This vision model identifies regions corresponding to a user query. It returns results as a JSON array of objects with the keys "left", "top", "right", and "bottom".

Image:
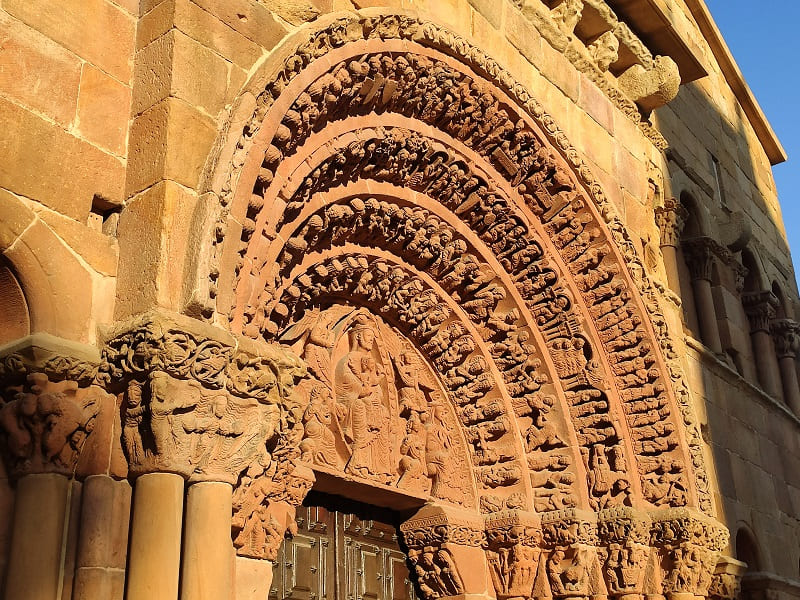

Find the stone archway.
[{"left": 165, "top": 11, "right": 739, "bottom": 600}]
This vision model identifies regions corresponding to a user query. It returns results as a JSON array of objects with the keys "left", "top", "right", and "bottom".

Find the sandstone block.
[
  {"left": 189, "top": 0, "right": 287, "bottom": 50},
  {"left": 235, "top": 556, "right": 273, "bottom": 600},
  {"left": 37, "top": 208, "right": 119, "bottom": 277},
  {"left": 174, "top": 0, "right": 262, "bottom": 69},
  {"left": 126, "top": 97, "right": 216, "bottom": 195},
  {"left": 132, "top": 33, "right": 173, "bottom": 116},
  {"left": 4, "top": 0, "right": 135, "bottom": 83},
  {"left": 0, "top": 190, "right": 35, "bottom": 251},
  {"left": 0, "top": 13, "right": 82, "bottom": 125},
  {"left": 0, "top": 97, "right": 125, "bottom": 221},
  {"left": 116, "top": 180, "right": 199, "bottom": 317},
  {"left": 77, "top": 64, "right": 132, "bottom": 156},
  {"left": 170, "top": 29, "right": 233, "bottom": 117},
  {"left": 578, "top": 74, "right": 613, "bottom": 134}
]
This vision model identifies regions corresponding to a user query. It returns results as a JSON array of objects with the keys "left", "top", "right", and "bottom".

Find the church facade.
[{"left": 0, "top": 1, "right": 798, "bottom": 599}]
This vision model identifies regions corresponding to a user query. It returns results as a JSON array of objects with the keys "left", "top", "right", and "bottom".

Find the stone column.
[
  {"left": 655, "top": 198, "right": 688, "bottom": 293},
  {"left": 682, "top": 238, "right": 723, "bottom": 354},
  {"left": 0, "top": 368, "right": 104, "bottom": 600},
  {"left": 3, "top": 473, "right": 70, "bottom": 600},
  {"left": 181, "top": 482, "right": 234, "bottom": 600},
  {"left": 126, "top": 473, "right": 185, "bottom": 600},
  {"left": 770, "top": 318, "right": 800, "bottom": 415},
  {"left": 73, "top": 475, "right": 132, "bottom": 600},
  {"left": 742, "top": 292, "right": 782, "bottom": 399}
]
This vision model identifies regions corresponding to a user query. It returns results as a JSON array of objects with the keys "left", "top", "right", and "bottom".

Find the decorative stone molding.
[
  {"left": 770, "top": 318, "right": 800, "bottom": 359},
  {"left": 742, "top": 292, "right": 779, "bottom": 334},
  {"left": 0, "top": 334, "right": 110, "bottom": 479},
  {"left": 655, "top": 199, "right": 688, "bottom": 248}
]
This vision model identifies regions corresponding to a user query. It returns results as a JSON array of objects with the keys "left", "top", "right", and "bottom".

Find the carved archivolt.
[{"left": 196, "top": 12, "right": 708, "bottom": 517}]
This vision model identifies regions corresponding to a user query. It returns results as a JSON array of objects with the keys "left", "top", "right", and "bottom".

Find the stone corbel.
[
  {"left": 401, "top": 503, "right": 488, "bottom": 600},
  {"left": 0, "top": 333, "right": 113, "bottom": 479},
  {"left": 618, "top": 56, "right": 681, "bottom": 113}
]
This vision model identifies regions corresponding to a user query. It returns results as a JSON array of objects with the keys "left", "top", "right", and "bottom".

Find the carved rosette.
[
  {"left": 742, "top": 292, "right": 779, "bottom": 334},
  {"left": 0, "top": 337, "right": 110, "bottom": 479},
  {"left": 770, "top": 318, "right": 800, "bottom": 359},
  {"left": 401, "top": 504, "right": 485, "bottom": 599},
  {"left": 654, "top": 199, "right": 688, "bottom": 248}
]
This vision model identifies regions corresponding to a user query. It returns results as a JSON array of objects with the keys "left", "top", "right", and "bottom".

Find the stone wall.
[{"left": 0, "top": 0, "right": 798, "bottom": 598}]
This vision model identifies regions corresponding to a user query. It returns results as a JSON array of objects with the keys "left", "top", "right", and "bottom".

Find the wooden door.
[{"left": 271, "top": 493, "right": 417, "bottom": 600}]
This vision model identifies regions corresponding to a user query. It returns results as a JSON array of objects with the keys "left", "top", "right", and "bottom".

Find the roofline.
[{"left": 683, "top": 0, "right": 787, "bottom": 165}]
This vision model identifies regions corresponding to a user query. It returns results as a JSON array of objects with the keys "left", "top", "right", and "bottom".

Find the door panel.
[{"left": 272, "top": 494, "right": 417, "bottom": 600}]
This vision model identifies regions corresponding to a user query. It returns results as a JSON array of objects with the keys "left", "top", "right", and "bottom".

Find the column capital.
[
  {"left": 770, "top": 318, "right": 800, "bottom": 359},
  {"left": 0, "top": 334, "right": 109, "bottom": 479},
  {"left": 655, "top": 198, "right": 688, "bottom": 248},
  {"left": 681, "top": 236, "right": 728, "bottom": 282},
  {"left": 708, "top": 556, "right": 747, "bottom": 600},
  {"left": 742, "top": 291, "right": 779, "bottom": 333},
  {"left": 101, "top": 311, "right": 308, "bottom": 484}
]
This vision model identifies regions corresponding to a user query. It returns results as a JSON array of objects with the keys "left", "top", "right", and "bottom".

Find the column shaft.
[
  {"left": 778, "top": 356, "right": 800, "bottom": 415},
  {"left": 661, "top": 244, "right": 681, "bottom": 293},
  {"left": 751, "top": 329, "right": 782, "bottom": 399},
  {"left": 126, "top": 473, "right": 184, "bottom": 600},
  {"left": 181, "top": 481, "right": 234, "bottom": 600},
  {"left": 73, "top": 475, "right": 132, "bottom": 600},
  {"left": 3, "top": 473, "right": 70, "bottom": 600},
  {"left": 691, "top": 278, "right": 722, "bottom": 354}
]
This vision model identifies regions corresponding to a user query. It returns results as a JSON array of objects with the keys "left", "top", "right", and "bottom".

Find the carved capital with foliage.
[
  {"left": 770, "top": 318, "right": 800, "bottom": 359},
  {"left": 742, "top": 292, "right": 779, "bottom": 334},
  {"left": 0, "top": 335, "right": 110, "bottom": 479},
  {"left": 681, "top": 237, "right": 728, "bottom": 282}
]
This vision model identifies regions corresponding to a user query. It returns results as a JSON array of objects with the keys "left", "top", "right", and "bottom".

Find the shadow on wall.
[{"left": 655, "top": 78, "right": 800, "bottom": 579}]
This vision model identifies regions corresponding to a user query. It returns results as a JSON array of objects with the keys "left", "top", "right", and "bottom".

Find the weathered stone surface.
[
  {"left": 0, "top": 98, "right": 125, "bottom": 220},
  {"left": 3, "top": 0, "right": 135, "bottom": 82},
  {"left": 0, "top": 12, "right": 82, "bottom": 126},
  {"left": 77, "top": 64, "right": 132, "bottom": 156}
]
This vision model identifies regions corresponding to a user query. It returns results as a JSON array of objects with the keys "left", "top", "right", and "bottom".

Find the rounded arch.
[
  {"left": 735, "top": 525, "right": 762, "bottom": 570},
  {"left": 741, "top": 247, "right": 769, "bottom": 293},
  {"left": 679, "top": 190, "right": 710, "bottom": 238},
  {"left": 0, "top": 256, "right": 30, "bottom": 345},
  {"left": 0, "top": 194, "right": 96, "bottom": 343},
  {"left": 772, "top": 280, "right": 791, "bottom": 319},
  {"left": 182, "top": 11, "right": 718, "bottom": 524}
]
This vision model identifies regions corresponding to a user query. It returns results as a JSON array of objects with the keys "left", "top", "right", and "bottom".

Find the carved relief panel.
[{"left": 280, "top": 306, "right": 473, "bottom": 506}]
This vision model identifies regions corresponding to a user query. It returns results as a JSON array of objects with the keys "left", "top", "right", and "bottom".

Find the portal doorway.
[{"left": 271, "top": 492, "right": 419, "bottom": 600}]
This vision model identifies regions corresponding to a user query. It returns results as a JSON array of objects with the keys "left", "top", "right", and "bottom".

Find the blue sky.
[{"left": 704, "top": 1, "right": 799, "bottom": 284}]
